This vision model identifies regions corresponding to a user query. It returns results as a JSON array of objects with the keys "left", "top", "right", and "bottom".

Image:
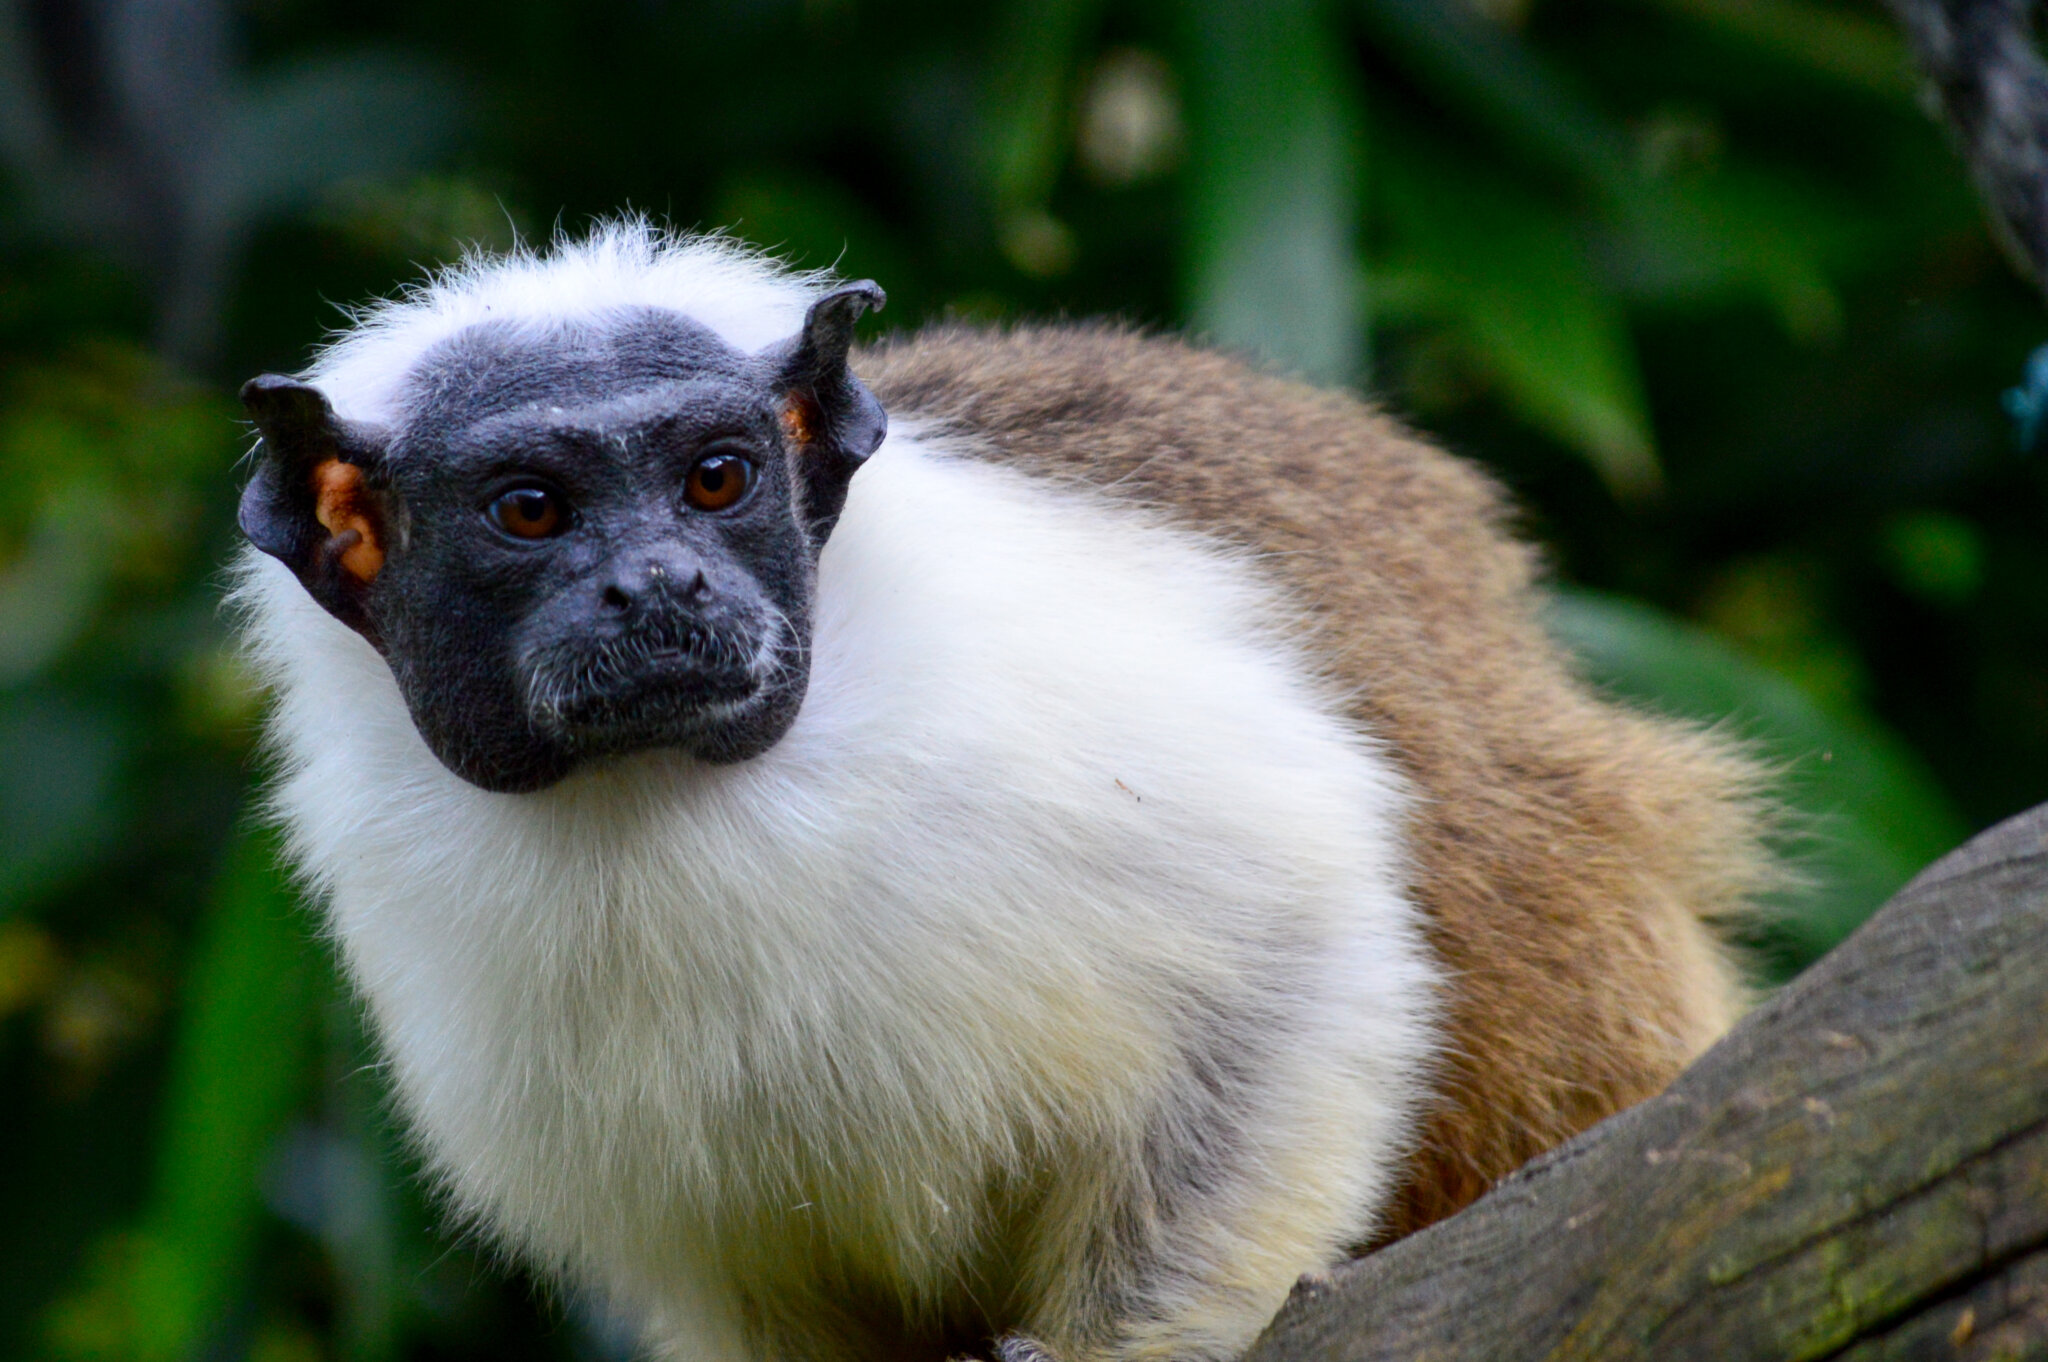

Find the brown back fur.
[{"left": 854, "top": 324, "right": 1771, "bottom": 1240}]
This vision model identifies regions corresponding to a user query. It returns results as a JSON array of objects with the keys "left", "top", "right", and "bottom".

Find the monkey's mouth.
[{"left": 519, "top": 616, "right": 771, "bottom": 751}]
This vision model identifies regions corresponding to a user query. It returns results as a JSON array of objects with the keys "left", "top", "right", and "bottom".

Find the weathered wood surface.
[{"left": 1244, "top": 804, "right": 2048, "bottom": 1361}]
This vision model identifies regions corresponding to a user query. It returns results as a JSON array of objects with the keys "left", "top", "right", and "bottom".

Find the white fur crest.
[{"left": 304, "top": 219, "right": 828, "bottom": 428}]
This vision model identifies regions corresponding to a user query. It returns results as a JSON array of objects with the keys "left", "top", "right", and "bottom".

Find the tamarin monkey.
[{"left": 232, "top": 224, "right": 1768, "bottom": 1362}]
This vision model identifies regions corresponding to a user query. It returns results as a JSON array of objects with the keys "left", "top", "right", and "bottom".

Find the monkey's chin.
[{"left": 527, "top": 666, "right": 806, "bottom": 774}]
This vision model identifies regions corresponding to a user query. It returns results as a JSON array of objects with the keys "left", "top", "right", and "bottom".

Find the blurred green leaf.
[
  {"left": 1355, "top": 0, "right": 1633, "bottom": 193},
  {"left": 311, "top": 177, "right": 522, "bottom": 269},
  {"left": 713, "top": 169, "right": 921, "bottom": 311},
  {"left": 46, "top": 825, "right": 319, "bottom": 1362},
  {"left": 1353, "top": 0, "right": 1883, "bottom": 363},
  {"left": 975, "top": 0, "right": 1106, "bottom": 277},
  {"left": 0, "top": 348, "right": 231, "bottom": 681},
  {"left": 1181, "top": 0, "right": 1363, "bottom": 383},
  {"left": 0, "top": 486, "right": 111, "bottom": 684},
  {"left": 982, "top": 0, "right": 1102, "bottom": 212},
  {"left": 1881, "top": 510, "right": 1986, "bottom": 607},
  {"left": 0, "top": 694, "right": 128, "bottom": 915},
  {"left": 1548, "top": 589, "right": 1970, "bottom": 972},
  {"left": 1640, "top": 0, "right": 1915, "bottom": 98},
  {"left": 1354, "top": 0, "right": 1873, "bottom": 342},
  {"left": 1376, "top": 131, "right": 1660, "bottom": 496},
  {"left": 1601, "top": 166, "right": 1874, "bottom": 340}
]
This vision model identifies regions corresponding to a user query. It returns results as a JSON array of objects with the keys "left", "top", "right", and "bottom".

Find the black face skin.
[{"left": 238, "top": 284, "right": 887, "bottom": 792}]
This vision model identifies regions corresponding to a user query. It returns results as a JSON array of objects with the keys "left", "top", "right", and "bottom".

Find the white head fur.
[{"left": 305, "top": 220, "right": 831, "bottom": 428}]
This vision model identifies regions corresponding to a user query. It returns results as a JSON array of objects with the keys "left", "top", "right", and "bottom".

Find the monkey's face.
[
  {"left": 370, "top": 314, "right": 824, "bottom": 791},
  {"left": 237, "top": 288, "right": 887, "bottom": 792}
]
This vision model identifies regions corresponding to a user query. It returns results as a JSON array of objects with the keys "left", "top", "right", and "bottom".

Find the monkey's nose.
[{"left": 600, "top": 560, "right": 710, "bottom": 613}]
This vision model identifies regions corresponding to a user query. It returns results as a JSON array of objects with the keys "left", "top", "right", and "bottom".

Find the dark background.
[{"left": 1, "top": 1, "right": 2040, "bottom": 1358}]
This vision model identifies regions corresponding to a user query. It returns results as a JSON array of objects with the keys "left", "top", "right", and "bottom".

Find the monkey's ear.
[
  {"left": 768, "top": 281, "right": 887, "bottom": 541},
  {"left": 239, "top": 374, "right": 393, "bottom": 641}
]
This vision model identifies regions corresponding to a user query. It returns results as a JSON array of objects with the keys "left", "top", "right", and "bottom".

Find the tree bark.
[{"left": 1243, "top": 804, "right": 2048, "bottom": 1361}]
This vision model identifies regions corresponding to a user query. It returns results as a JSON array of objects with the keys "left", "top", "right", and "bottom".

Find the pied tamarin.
[{"left": 231, "top": 223, "right": 1768, "bottom": 1362}]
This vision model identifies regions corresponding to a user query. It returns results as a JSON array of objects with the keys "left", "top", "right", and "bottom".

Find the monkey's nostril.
[
  {"left": 686, "top": 570, "right": 709, "bottom": 601},
  {"left": 602, "top": 584, "right": 633, "bottom": 611}
]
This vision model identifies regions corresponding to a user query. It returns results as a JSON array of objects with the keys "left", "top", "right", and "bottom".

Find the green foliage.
[
  {"left": 45, "top": 827, "right": 319, "bottom": 1362},
  {"left": 0, "top": 351, "right": 227, "bottom": 685},
  {"left": 1181, "top": 0, "right": 1362, "bottom": 383},
  {"left": 1374, "top": 132, "right": 1660, "bottom": 495},
  {"left": 2, "top": 0, "right": 2041, "bottom": 1358}
]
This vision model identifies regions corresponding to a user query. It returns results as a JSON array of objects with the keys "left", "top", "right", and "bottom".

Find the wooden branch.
[{"left": 1244, "top": 804, "right": 2048, "bottom": 1361}]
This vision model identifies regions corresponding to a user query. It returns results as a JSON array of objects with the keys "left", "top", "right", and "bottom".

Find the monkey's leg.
[{"left": 1009, "top": 1090, "right": 1390, "bottom": 1362}]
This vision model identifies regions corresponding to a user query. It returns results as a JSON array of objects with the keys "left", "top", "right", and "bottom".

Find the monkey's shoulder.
[
  {"left": 854, "top": 321, "right": 1554, "bottom": 726},
  {"left": 854, "top": 323, "right": 1519, "bottom": 575}
]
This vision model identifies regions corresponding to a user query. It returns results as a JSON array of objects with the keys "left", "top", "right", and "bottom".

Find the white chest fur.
[{"left": 240, "top": 434, "right": 1436, "bottom": 1355}]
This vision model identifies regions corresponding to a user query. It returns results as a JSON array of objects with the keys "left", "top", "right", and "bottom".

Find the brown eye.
[
  {"left": 683, "top": 453, "right": 752, "bottom": 511},
  {"left": 489, "top": 486, "right": 566, "bottom": 539}
]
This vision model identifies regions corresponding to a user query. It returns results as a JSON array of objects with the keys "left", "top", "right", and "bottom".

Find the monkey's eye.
[
  {"left": 488, "top": 486, "right": 568, "bottom": 540},
  {"left": 683, "top": 452, "right": 753, "bottom": 512}
]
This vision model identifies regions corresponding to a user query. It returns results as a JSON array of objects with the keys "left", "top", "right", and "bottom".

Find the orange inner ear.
[
  {"left": 312, "top": 459, "right": 385, "bottom": 583},
  {"left": 782, "top": 393, "right": 818, "bottom": 446}
]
